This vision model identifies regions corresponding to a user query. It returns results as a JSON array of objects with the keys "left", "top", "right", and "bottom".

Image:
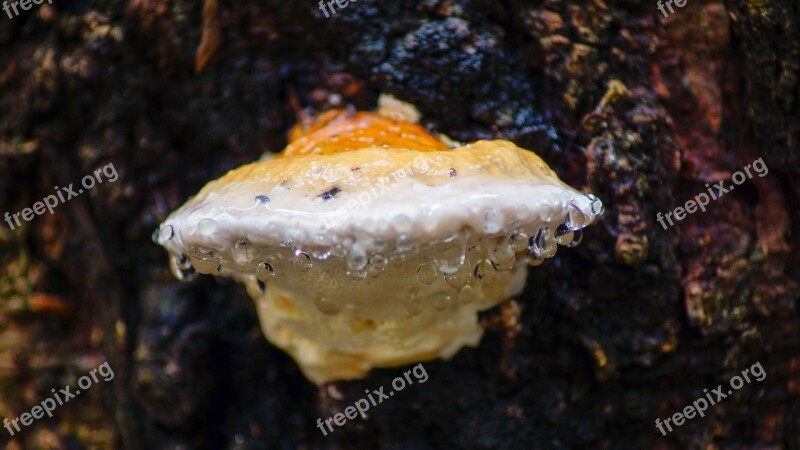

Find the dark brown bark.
[{"left": 0, "top": 0, "right": 797, "bottom": 448}]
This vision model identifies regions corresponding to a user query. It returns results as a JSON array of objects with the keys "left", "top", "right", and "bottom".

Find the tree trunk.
[{"left": 0, "top": 0, "right": 797, "bottom": 448}]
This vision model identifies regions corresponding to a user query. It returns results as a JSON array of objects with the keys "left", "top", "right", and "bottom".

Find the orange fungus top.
[{"left": 280, "top": 109, "right": 449, "bottom": 158}]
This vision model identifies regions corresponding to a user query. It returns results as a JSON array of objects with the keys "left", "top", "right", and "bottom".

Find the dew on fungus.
[
  {"left": 473, "top": 259, "right": 494, "bottom": 280},
  {"left": 444, "top": 268, "right": 471, "bottom": 289},
  {"left": 431, "top": 292, "right": 453, "bottom": 311},
  {"left": 388, "top": 248, "right": 407, "bottom": 267},
  {"left": 256, "top": 262, "right": 275, "bottom": 281},
  {"left": 169, "top": 253, "right": 196, "bottom": 282},
  {"left": 154, "top": 95, "right": 604, "bottom": 384},
  {"left": 366, "top": 253, "right": 387, "bottom": 277},
  {"left": 458, "top": 284, "right": 477, "bottom": 304},
  {"left": 405, "top": 289, "right": 424, "bottom": 315},
  {"left": 530, "top": 227, "right": 558, "bottom": 259},
  {"left": 232, "top": 238, "right": 259, "bottom": 265},
  {"left": 508, "top": 232, "right": 528, "bottom": 252},
  {"left": 291, "top": 250, "right": 312, "bottom": 272},
  {"left": 569, "top": 229, "right": 584, "bottom": 247},
  {"left": 416, "top": 262, "right": 439, "bottom": 285},
  {"left": 555, "top": 224, "right": 574, "bottom": 247},
  {"left": 489, "top": 240, "right": 516, "bottom": 271},
  {"left": 153, "top": 225, "right": 174, "bottom": 244},
  {"left": 565, "top": 201, "right": 591, "bottom": 230},
  {"left": 190, "top": 255, "right": 220, "bottom": 274},
  {"left": 347, "top": 245, "right": 368, "bottom": 271},
  {"left": 433, "top": 235, "right": 467, "bottom": 274}
]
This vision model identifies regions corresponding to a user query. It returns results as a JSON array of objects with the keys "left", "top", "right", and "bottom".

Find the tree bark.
[{"left": 0, "top": 0, "right": 797, "bottom": 448}]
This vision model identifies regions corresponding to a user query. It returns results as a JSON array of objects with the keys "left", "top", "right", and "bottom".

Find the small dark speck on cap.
[
  {"left": 352, "top": 166, "right": 362, "bottom": 172},
  {"left": 255, "top": 195, "right": 270, "bottom": 204},
  {"left": 449, "top": 168, "right": 457, "bottom": 177},
  {"left": 321, "top": 186, "right": 341, "bottom": 200}
]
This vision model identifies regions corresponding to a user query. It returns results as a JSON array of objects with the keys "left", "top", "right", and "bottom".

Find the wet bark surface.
[{"left": 0, "top": 0, "right": 798, "bottom": 448}]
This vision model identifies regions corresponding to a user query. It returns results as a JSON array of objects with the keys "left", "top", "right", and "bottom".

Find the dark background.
[{"left": 0, "top": 0, "right": 798, "bottom": 448}]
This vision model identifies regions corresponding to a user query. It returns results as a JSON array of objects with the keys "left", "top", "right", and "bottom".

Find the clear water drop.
[
  {"left": 196, "top": 247, "right": 214, "bottom": 257},
  {"left": 458, "top": 284, "right": 477, "bottom": 304},
  {"left": 555, "top": 224, "right": 574, "bottom": 246},
  {"left": 444, "top": 269, "right": 471, "bottom": 289},
  {"left": 464, "top": 242, "right": 484, "bottom": 269},
  {"left": 152, "top": 225, "right": 173, "bottom": 244},
  {"left": 543, "top": 228, "right": 558, "bottom": 258},
  {"left": 587, "top": 193, "right": 604, "bottom": 216},
  {"left": 416, "top": 262, "right": 439, "bottom": 285},
  {"left": 256, "top": 262, "right": 275, "bottom": 281},
  {"left": 433, "top": 234, "right": 466, "bottom": 274},
  {"left": 314, "top": 296, "right": 341, "bottom": 315},
  {"left": 526, "top": 254, "right": 544, "bottom": 266},
  {"left": 169, "top": 254, "right": 196, "bottom": 282},
  {"left": 490, "top": 241, "right": 516, "bottom": 271},
  {"left": 388, "top": 248, "right": 407, "bottom": 267},
  {"left": 406, "top": 289, "right": 424, "bottom": 315},
  {"left": 473, "top": 259, "right": 494, "bottom": 281},
  {"left": 395, "top": 234, "right": 413, "bottom": 253},
  {"left": 162, "top": 225, "right": 174, "bottom": 240},
  {"left": 291, "top": 250, "right": 312, "bottom": 272},
  {"left": 367, "top": 253, "right": 386, "bottom": 277},
  {"left": 568, "top": 229, "right": 583, "bottom": 247},
  {"left": 190, "top": 255, "right": 219, "bottom": 274},
  {"left": 490, "top": 259, "right": 515, "bottom": 271},
  {"left": 529, "top": 227, "right": 557, "bottom": 259},
  {"left": 176, "top": 253, "right": 192, "bottom": 270},
  {"left": 529, "top": 229, "right": 544, "bottom": 258},
  {"left": 348, "top": 245, "right": 368, "bottom": 271},
  {"left": 431, "top": 292, "right": 452, "bottom": 311},
  {"left": 565, "top": 202, "right": 590, "bottom": 230},
  {"left": 232, "top": 238, "right": 259, "bottom": 265},
  {"left": 508, "top": 232, "right": 528, "bottom": 252}
]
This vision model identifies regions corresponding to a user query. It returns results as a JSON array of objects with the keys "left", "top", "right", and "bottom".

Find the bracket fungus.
[{"left": 154, "top": 99, "right": 604, "bottom": 384}]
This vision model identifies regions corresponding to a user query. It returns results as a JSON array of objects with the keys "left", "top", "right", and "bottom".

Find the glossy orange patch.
[{"left": 280, "top": 109, "right": 449, "bottom": 158}]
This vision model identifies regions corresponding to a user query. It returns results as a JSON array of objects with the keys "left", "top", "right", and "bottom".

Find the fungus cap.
[{"left": 156, "top": 108, "right": 603, "bottom": 384}]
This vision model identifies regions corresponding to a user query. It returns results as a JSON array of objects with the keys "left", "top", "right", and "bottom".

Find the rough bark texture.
[{"left": 0, "top": 0, "right": 798, "bottom": 448}]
